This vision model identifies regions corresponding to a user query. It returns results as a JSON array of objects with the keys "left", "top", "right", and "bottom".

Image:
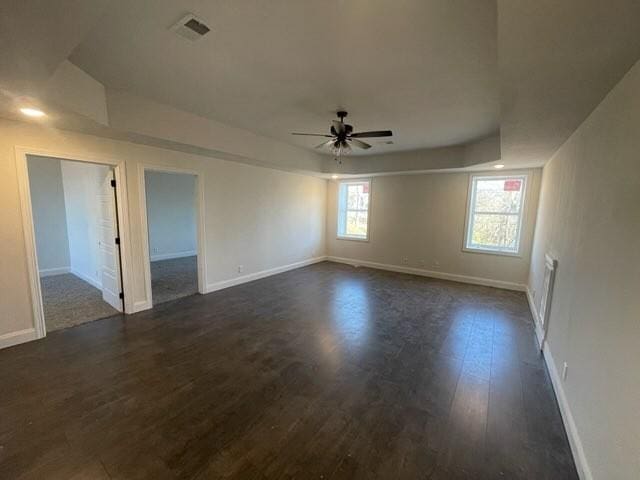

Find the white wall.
[
  {"left": 44, "top": 60, "right": 109, "bottom": 125},
  {"left": 61, "top": 160, "right": 112, "bottom": 289},
  {"left": 145, "top": 171, "right": 197, "bottom": 261},
  {"left": 528, "top": 60, "right": 640, "bottom": 479},
  {"left": 0, "top": 118, "right": 327, "bottom": 337},
  {"left": 327, "top": 170, "right": 541, "bottom": 288},
  {"left": 26, "top": 156, "right": 70, "bottom": 275}
]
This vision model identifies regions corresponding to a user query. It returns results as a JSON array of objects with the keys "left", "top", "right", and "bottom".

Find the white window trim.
[
  {"left": 336, "top": 179, "right": 371, "bottom": 242},
  {"left": 463, "top": 173, "right": 528, "bottom": 257}
]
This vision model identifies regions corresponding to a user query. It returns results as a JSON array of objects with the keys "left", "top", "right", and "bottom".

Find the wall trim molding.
[
  {"left": 132, "top": 300, "right": 152, "bottom": 313},
  {"left": 138, "top": 163, "right": 207, "bottom": 311},
  {"left": 326, "top": 256, "right": 527, "bottom": 291},
  {"left": 0, "top": 328, "right": 38, "bottom": 350},
  {"left": 39, "top": 266, "right": 71, "bottom": 277},
  {"left": 150, "top": 250, "right": 197, "bottom": 262},
  {"left": 525, "top": 285, "right": 591, "bottom": 480},
  {"left": 541, "top": 340, "right": 593, "bottom": 480},
  {"left": 526, "top": 287, "right": 545, "bottom": 348},
  {"left": 70, "top": 268, "right": 102, "bottom": 290},
  {"left": 205, "top": 256, "right": 327, "bottom": 293},
  {"left": 15, "top": 145, "right": 135, "bottom": 344}
]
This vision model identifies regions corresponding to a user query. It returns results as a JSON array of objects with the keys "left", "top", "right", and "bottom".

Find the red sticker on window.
[{"left": 504, "top": 179, "right": 522, "bottom": 191}]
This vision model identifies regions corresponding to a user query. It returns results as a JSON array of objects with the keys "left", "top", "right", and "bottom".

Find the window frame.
[
  {"left": 463, "top": 173, "right": 528, "bottom": 257},
  {"left": 336, "top": 179, "right": 372, "bottom": 242}
]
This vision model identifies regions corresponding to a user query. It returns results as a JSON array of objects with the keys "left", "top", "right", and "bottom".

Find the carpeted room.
[
  {"left": 144, "top": 169, "right": 200, "bottom": 305},
  {"left": 27, "top": 155, "right": 123, "bottom": 331}
]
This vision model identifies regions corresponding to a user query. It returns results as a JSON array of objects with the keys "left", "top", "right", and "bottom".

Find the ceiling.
[
  {"left": 0, "top": 0, "right": 110, "bottom": 92},
  {"left": 1, "top": 1, "right": 639, "bottom": 174},
  {"left": 70, "top": 0, "right": 500, "bottom": 156},
  {"left": 498, "top": 0, "right": 640, "bottom": 165}
]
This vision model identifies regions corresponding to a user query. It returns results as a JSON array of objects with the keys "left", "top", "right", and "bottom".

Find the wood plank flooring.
[{"left": 0, "top": 262, "right": 578, "bottom": 479}]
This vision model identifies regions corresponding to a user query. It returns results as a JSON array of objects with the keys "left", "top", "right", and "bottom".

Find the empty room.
[
  {"left": 0, "top": 2, "right": 638, "bottom": 479},
  {"left": 143, "top": 169, "right": 201, "bottom": 305},
  {"left": 26, "top": 155, "right": 124, "bottom": 331}
]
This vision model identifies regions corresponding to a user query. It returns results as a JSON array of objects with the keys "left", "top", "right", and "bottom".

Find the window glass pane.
[
  {"left": 347, "top": 185, "right": 360, "bottom": 209},
  {"left": 356, "top": 211, "right": 368, "bottom": 236},
  {"left": 471, "top": 214, "right": 519, "bottom": 251},
  {"left": 338, "top": 181, "right": 370, "bottom": 239},
  {"left": 359, "top": 186, "right": 369, "bottom": 210},
  {"left": 345, "top": 210, "right": 359, "bottom": 236},
  {"left": 474, "top": 178, "right": 523, "bottom": 213},
  {"left": 345, "top": 211, "right": 368, "bottom": 237}
]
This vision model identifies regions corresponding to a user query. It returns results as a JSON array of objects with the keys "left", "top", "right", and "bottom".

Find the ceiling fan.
[{"left": 292, "top": 111, "right": 392, "bottom": 160}]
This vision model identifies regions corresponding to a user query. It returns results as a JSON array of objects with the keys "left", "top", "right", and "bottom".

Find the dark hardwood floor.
[{"left": 0, "top": 262, "right": 578, "bottom": 479}]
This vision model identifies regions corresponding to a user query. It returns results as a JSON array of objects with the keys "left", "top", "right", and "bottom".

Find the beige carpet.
[
  {"left": 40, "top": 273, "right": 120, "bottom": 331},
  {"left": 151, "top": 256, "right": 198, "bottom": 305}
]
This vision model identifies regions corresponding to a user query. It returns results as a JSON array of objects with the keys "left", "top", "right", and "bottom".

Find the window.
[
  {"left": 337, "top": 180, "right": 370, "bottom": 240},
  {"left": 464, "top": 174, "right": 527, "bottom": 255}
]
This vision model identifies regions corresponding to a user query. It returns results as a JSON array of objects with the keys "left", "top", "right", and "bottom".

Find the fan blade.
[
  {"left": 349, "top": 138, "right": 372, "bottom": 149},
  {"left": 332, "top": 120, "right": 346, "bottom": 135},
  {"left": 350, "top": 130, "right": 393, "bottom": 138},
  {"left": 291, "top": 133, "right": 332, "bottom": 137},
  {"left": 315, "top": 139, "right": 335, "bottom": 149}
]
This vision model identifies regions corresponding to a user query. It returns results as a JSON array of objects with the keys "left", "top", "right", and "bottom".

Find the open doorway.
[
  {"left": 143, "top": 169, "right": 200, "bottom": 305},
  {"left": 26, "top": 155, "right": 125, "bottom": 332}
]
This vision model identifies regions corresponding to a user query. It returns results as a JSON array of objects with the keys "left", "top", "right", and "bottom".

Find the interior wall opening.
[
  {"left": 144, "top": 169, "right": 199, "bottom": 305},
  {"left": 26, "top": 154, "right": 125, "bottom": 332}
]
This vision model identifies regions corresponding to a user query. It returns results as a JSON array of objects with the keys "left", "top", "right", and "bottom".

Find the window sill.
[
  {"left": 337, "top": 235, "right": 369, "bottom": 243},
  {"left": 462, "top": 247, "right": 522, "bottom": 258}
]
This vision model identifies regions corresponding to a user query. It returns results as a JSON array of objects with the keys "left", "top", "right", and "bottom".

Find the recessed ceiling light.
[
  {"left": 494, "top": 164, "right": 505, "bottom": 169},
  {"left": 331, "top": 174, "right": 339, "bottom": 180},
  {"left": 20, "top": 107, "right": 46, "bottom": 118}
]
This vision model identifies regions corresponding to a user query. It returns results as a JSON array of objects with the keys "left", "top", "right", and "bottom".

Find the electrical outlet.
[
  {"left": 433, "top": 260, "right": 440, "bottom": 267},
  {"left": 153, "top": 247, "right": 158, "bottom": 253},
  {"left": 402, "top": 257, "right": 409, "bottom": 265},
  {"left": 562, "top": 362, "right": 568, "bottom": 381},
  {"left": 420, "top": 259, "right": 426, "bottom": 268},
  {"left": 237, "top": 265, "right": 244, "bottom": 274}
]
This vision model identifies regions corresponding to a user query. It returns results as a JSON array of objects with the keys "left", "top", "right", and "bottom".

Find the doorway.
[
  {"left": 141, "top": 168, "right": 203, "bottom": 306},
  {"left": 25, "top": 155, "right": 125, "bottom": 332}
]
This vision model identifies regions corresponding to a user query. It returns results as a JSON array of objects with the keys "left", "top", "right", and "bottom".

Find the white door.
[{"left": 98, "top": 172, "right": 123, "bottom": 311}]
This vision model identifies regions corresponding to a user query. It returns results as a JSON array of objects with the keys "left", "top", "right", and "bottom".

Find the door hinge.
[
  {"left": 115, "top": 237, "right": 120, "bottom": 245},
  {"left": 110, "top": 179, "right": 116, "bottom": 188},
  {"left": 119, "top": 292, "right": 124, "bottom": 299}
]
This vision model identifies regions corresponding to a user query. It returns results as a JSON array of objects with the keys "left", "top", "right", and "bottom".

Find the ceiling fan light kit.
[{"left": 291, "top": 111, "right": 392, "bottom": 163}]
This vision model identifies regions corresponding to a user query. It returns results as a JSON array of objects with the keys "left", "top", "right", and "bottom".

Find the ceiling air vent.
[{"left": 171, "top": 14, "right": 211, "bottom": 42}]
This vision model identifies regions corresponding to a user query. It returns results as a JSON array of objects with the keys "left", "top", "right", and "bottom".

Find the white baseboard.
[
  {"left": 150, "top": 250, "right": 197, "bottom": 262},
  {"left": 541, "top": 341, "right": 593, "bottom": 480},
  {"left": 205, "top": 256, "right": 327, "bottom": 293},
  {"left": 326, "top": 256, "right": 527, "bottom": 292},
  {"left": 39, "top": 266, "right": 70, "bottom": 277},
  {"left": 0, "top": 328, "right": 38, "bottom": 350},
  {"left": 526, "top": 284, "right": 591, "bottom": 480},
  {"left": 70, "top": 268, "right": 102, "bottom": 290}
]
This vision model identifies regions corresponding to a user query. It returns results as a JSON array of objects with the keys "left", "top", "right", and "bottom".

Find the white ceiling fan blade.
[
  {"left": 292, "top": 132, "right": 332, "bottom": 137},
  {"left": 315, "top": 139, "right": 335, "bottom": 149},
  {"left": 349, "top": 138, "right": 372, "bottom": 149}
]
